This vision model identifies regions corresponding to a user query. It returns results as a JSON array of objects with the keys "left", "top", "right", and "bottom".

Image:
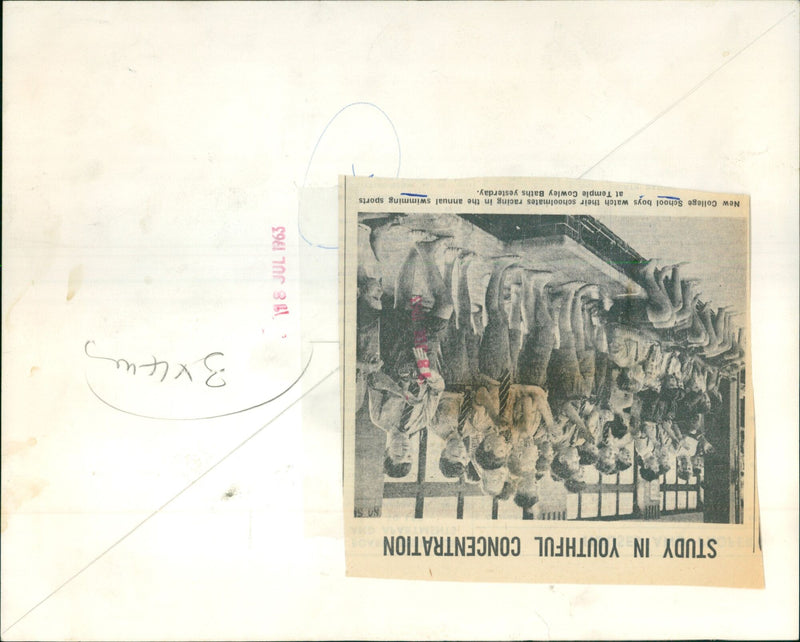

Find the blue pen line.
[
  {"left": 657, "top": 195, "right": 681, "bottom": 200},
  {"left": 400, "top": 192, "right": 427, "bottom": 198},
  {"left": 353, "top": 165, "right": 374, "bottom": 178},
  {"left": 298, "top": 102, "right": 401, "bottom": 250}
]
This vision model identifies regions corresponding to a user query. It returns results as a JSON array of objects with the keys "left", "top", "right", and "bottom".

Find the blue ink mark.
[
  {"left": 400, "top": 192, "right": 427, "bottom": 198},
  {"left": 299, "top": 102, "right": 402, "bottom": 250},
  {"left": 657, "top": 195, "right": 681, "bottom": 200},
  {"left": 353, "top": 164, "right": 374, "bottom": 178},
  {"left": 86, "top": 346, "right": 315, "bottom": 421},
  {"left": 639, "top": 195, "right": 644, "bottom": 199}
]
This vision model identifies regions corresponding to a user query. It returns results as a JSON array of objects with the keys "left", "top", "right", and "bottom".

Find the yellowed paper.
[{"left": 341, "top": 176, "right": 763, "bottom": 587}]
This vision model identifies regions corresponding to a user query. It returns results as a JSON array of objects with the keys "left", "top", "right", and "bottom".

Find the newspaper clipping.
[{"left": 340, "top": 176, "right": 763, "bottom": 587}]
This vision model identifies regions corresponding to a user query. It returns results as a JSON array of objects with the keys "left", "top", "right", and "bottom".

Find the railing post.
[{"left": 414, "top": 427, "right": 428, "bottom": 519}]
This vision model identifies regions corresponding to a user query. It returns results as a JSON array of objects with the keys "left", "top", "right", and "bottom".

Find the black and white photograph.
[
  {"left": 351, "top": 205, "right": 748, "bottom": 524},
  {"left": 5, "top": 1, "right": 795, "bottom": 636}
]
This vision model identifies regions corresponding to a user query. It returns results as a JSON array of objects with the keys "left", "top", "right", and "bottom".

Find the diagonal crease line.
[
  {"left": 2, "top": 365, "right": 340, "bottom": 636},
  {"left": 579, "top": 9, "right": 797, "bottom": 179}
]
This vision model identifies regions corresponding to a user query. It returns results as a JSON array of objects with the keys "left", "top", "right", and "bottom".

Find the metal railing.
[
  {"left": 459, "top": 214, "right": 647, "bottom": 278},
  {"left": 382, "top": 424, "right": 702, "bottom": 521}
]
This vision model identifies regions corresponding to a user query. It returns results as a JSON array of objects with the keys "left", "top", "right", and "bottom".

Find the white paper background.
[{"left": 2, "top": 2, "right": 797, "bottom": 639}]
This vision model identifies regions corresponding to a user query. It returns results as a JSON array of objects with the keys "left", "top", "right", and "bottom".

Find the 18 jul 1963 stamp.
[{"left": 340, "top": 176, "right": 762, "bottom": 587}]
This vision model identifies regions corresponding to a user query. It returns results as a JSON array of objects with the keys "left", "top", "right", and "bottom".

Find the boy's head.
[
  {"left": 513, "top": 476, "right": 539, "bottom": 509},
  {"left": 395, "top": 360, "right": 422, "bottom": 392},
  {"left": 643, "top": 344, "right": 663, "bottom": 378},
  {"left": 536, "top": 440, "right": 554, "bottom": 461},
  {"left": 551, "top": 446, "right": 580, "bottom": 480},
  {"left": 515, "top": 395, "right": 542, "bottom": 434},
  {"left": 639, "top": 453, "right": 660, "bottom": 482},
  {"left": 481, "top": 466, "right": 509, "bottom": 496},
  {"left": 384, "top": 456, "right": 412, "bottom": 478},
  {"left": 687, "top": 368, "right": 706, "bottom": 392},
  {"left": 440, "top": 433, "right": 469, "bottom": 466},
  {"left": 386, "top": 431, "right": 412, "bottom": 462},
  {"left": 607, "top": 329, "right": 630, "bottom": 363},
  {"left": 691, "top": 455, "right": 704, "bottom": 479},
  {"left": 676, "top": 454, "right": 692, "bottom": 480},
  {"left": 685, "top": 389, "right": 711, "bottom": 414},
  {"left": 535, "top": 451, "right": 552, "bottom": 480},
  {"left": 660, "top": 379, "right": 682, "bottom": 404},
  {"left": 497, "top": 478, "right": 516, "bottom": 501},
  {"left": 556, "top": 444, "right": 580, "bottom": 470},
  {"left": 595, "top": 445, "right": 618, "bottom": 476},
  {"left": 438, "top": 435, "right": 469, "bottom": 479},
  {"left": 657, "top": 449, "right": 673, "bottom": 475},
  {"left": 686, "top": 412, "right": 704, "bottom": 434},
  {"left": 662, "top": 373, "right": 681, "bottom": 392},
  {"left": 475, "top": 433, "right": 511, "bottom": 470},
  {"left": 639, "top": 464, "right": 659, "bottom": 482},
  {"left": 607, "top": 415, "right": 628, "bottom": 440},
  {"left": 508, "top": 442, "right": 538, "bottom": 477},
  {"left": 617, "top": 366, "right": 644, "bottom": 393},
  {"left": 384, "top": 433, "right": 413, "bottom": 478},
  {"left": 577, "top": 442, "right": 599, "bottom": 466},
  {"left": 385, "top": 431, "right": 413, "bottom": 478},
  {"left": 357, "top": 277, "right": 383, "bottom": 310},
  {"left": 615, "top": 447, "right": 633, "bottom": 471},
  {"left": 628, "top": 412, "right": 641, "bottom": 436},
  {"left": 564, "top": 475, "right": 586, "bottom": 493}
]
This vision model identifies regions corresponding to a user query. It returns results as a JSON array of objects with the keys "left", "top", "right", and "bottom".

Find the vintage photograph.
[{"left": 350, "top": 205, "right": 748, "bottom": 524}]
